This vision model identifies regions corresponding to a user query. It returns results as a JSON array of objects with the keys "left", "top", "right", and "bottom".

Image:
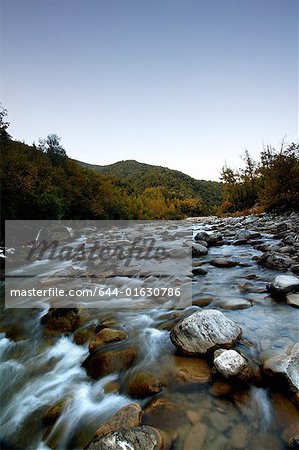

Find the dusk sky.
[{"left": 1, "top": 0, "right": 298, "bottom": 180}]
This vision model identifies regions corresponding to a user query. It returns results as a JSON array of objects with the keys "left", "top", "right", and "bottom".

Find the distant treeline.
[
  {"left": 0, "top": 105, "right": 222, "bottom": 224},
  {"left": 219, "top": 145, "right": 299, "bottom": 214}
]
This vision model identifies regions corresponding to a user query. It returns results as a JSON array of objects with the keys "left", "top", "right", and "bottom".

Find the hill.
[{"left": 76, "top": 159, "right": 222, "bottom": 210}]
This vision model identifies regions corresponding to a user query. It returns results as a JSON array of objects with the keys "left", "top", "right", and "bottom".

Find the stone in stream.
[
  {"left": 213, "top": 349, "right": 250, "bottom": 381},
  {"left": 192, "top": 267, "right": 208, "bottom": 276},
  {"left": 88, "top": 328, "right": 127, "bottom": 353},
  {"left": 169, "top": 355, "right": 212, "bottom": 386},
  {"left": 142, "top": 397, "right": 185, "bottom": 433},
  {"left": 216, "top": 297, "right": 252, "bottom": 310},
  {"left": 127, "top": 371, "right": 162, "bottom": 399},
  {"left": 261, "top": 344, "right": 299, "bottom": 395},
  {"left": 86, "top": 426, "right": 171, "bottom": 450},
  {"left": 94, "top": 403, "right": 142, "bottom": 438},
  {"left": 41, "top": 307, "right": 89, "bottom": 333},
  {"left": 183, "top": 423, "right": 207, "bottom": 450},
  {"left": 192, "top": 244, "right": 208, "bottom": 257},
  {"left": 286, "top": 293, "right": 299, "bottom": 308},
  {"left": 257, "top": 252, "right": 294, "bottom": 271},
  {"left": 194, "top": 231, "right": 209, "bottom": 242},
  {"left": 82, "top": 347, "right": 137, "bottom": 379},
  {"left": 170, "top": 309, "right": 242, "bottom": 356},
  {"left": 210, "top": 258, "right": 238, "bottom": 268},
  {"left": 267, "top": 275, "right": 299, "bottom": 296}
]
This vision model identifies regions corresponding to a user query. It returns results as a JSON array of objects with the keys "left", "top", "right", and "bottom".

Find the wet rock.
[
  {"left": 170, "top": 355, "right": 212, "bottom": 386},
  {"left": 86, "top": 426, "right": 171, "bottom": 450},
  {"left": 286, "top": 293, "right": 299, "bottom": 308},
  {"left": 258, "top": 252, "right": 294, "bottom": 271},
  {"left": 89, "top": 328, "right": 127, "bottom": 353},
  {"left": 73, "top": 325, "right": 96, "bottom": 345},
  {"left": 210, "top": 258, "right": 238, "bottom": 268},
  {"left": 230, "top": 423, "right": 248, "bottom": 449},
  {"left": 210, "top": 381, "right": 233, "bottom": 397},
  {"left": 213, "top": 349, "right": 250, "bottom": 380},
  {"left": 192, "top": 295, "right": 214, "bottom": 307},
  {"left": 192, "top": 267, "right": 208, "bottom": 276},
  {"left": 267, "top": 275, "right": 299, "bottom": 296},
  {"left": 217, "top": 297, "right": 252, "bottom": 310},
  {"left": 192, "top": 244, "right": 208, "bottom": 257},
  {"left": 194, "top": 231, "right": 209, "bottom": 242},
  {"left": 186, "top": 410, "right": 202, "bottom": 425},
  {"left": 83, "top": 347, "right": 137, "bottom": 379},
  {"left": 41, "top": 307, "right": 89, "bottom": 333},
  {"left": 127, "top": 371, "right": 162, "bottom": 398},
  {"left": 143, "top": 398, "right": 185, "bottom": 433},
  {"left": 207, "top": 232, "right": 223, "bottom": 246},
  {"left": 183, "top": 423, "right": 207, "bottom": 450},
  {"left": 42, "top": 398, "right": 70, "bottom": 425},
  {"left": 103, "top": 380, "right": 120, "bottom": 394},
  {"left": 261, "top": 344, "right": 299, "bottom": 394},
  {"left": 95, "top": 403, "right": 142, "bottom": 438},
  {"left": 170, "top": 309, "right": 242, "bottom": 355},
  {"left": 272, "top": 392, "right": 299, "bottom": 430}
]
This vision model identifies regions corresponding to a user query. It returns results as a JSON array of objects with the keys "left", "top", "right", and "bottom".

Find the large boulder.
[
  {"left": 267, "top": 275, "right": 299, "bottom": 296},
  {"left": 170, "top": 309, "right": 242, "bottom": 355},
  {"left": 86, "top": 426, "right": 171, "bottom": 450},
  {"left": 261, "top": 344, "right": 299, "bottom": 395},
  {"left": 213, "top": 349, "right": 250, "bottom": 380}
]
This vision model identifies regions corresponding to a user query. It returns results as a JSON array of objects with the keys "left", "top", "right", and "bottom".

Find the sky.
[{"left": 0, "top": 0, "right": 298, "bottom": 181}]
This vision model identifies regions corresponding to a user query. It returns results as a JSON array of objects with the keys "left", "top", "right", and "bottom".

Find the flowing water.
[{"left": 0, "top": 220, "right": 298, "bottom": 449}]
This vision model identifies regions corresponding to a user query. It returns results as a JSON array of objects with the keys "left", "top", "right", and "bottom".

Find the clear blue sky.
[{"left": 1, "top": 0, "right": 297, "bottom": 180}]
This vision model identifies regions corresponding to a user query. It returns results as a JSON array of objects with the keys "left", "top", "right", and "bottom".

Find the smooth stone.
[
  {"left": 230, "top": 424, "right": 248, "bottom": 449},
  {"left": 170, "top": 309, "right": 242, "bottom": 355},
  {"left": 213, "top": 349, "right": 250, "bottom": 380},
  {"left": 217, "top": 297, "right": 252, "bottom": 310},
  {"left": 89, "top": 328, "right": 127, "bottom": 353},
  {"left": 95, "top": 403, "right": 142, "bottom": 438},
  {"left": 41, "top": 307, "right": 89, "bottom": 333},
  {"left": 143, "top": 398, "right": 185, "bottom": 433},
  {"left": 192, "top": 244, "right": 208, "bottom": 257},
  {"left": 170, "top": 355, "right": 212, "bottom": 386},
  {"left": 183, "top": 423, "right": 207, "bottom": 450},
  {"left": 127, "top": 371, "right": 162, "bottom": 399},
  {"left": 192, "top": 267, "right": 208, "bottom": 276},
  {"left": 210, "top": 258, "right": 238, "bottom": 268},
  {"left": 267, "top": 275, "right": 299, "bottom": 296},
  {"left": 258, "top": 252, "right": 294, "bottom": 271},
  {"left": 286, "top": 293, "right": 299, "bottom": 308},
  {"left": 83, "top": 347, "right": 137, "bottom": 379}
]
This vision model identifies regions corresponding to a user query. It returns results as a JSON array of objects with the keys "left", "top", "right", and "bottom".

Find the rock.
[
  {"left": 103, "top": 380, "right": 120, "bottom": 394},
  {"left": 89, "top": 328, "right": 127, "bottom": 353},
  {"left": 41, "top": 307, "right": 89, "bottom": 333},
  {"left": 217, "top": 297, "right": 252, "bottom": 310},
  {"left": 261, "top": 344, "right": 299, "bottom": 394},
  {"left": 95, "top": 403, "right": 142, "bottom": 438},
  {"left": 267, "top": 275, "right": 299, "bottom": 296},
  {"left": 170, "top": 309, "right": 242, "bottom": 355},
  {"left": 213, "top": 349, "right": 250, "bottom": 380},
  {"left": 192, "top": 244, "right": 208, "bottom": 257},
  {"left": 73, "top": 325, "right": 96, "bottom": 345},
  {"left": 143, "top": 398, "right": 185, "bottom": 433},
  {"left": 42, "top": 398, "right": 70, "bottom": 425},
  {"left": 282, "top": 423, "right": 299, "bottom": 445},
  {"left": 192, "top": 295, "right": 214, "bottom": 307},
  {"left": 258, "top": 252, "right": 294, "bottom": 271},
  {"left": 186, "top": 410, "right": 201, "bottom": 425},
  {"left": 207, "top": 232, "right": 223, "bottom": 246},
  {"left": 170, "top": 355, "right": 212, "bottom": 386},
  {"left": 210, "top": 258, "right": 238, "bottom": 268},
  {"left": 192, "top": 267, "right": 208, "bottom": 276},
  {"left": 194, "top": 231, "right": 209, "bottom": 242},
  {"left": 210, "top": 381, "right": 233, "bottom": 397},
  {"left": 183, "top": 423, "right": 207, "bottom": 450},
  {"left": 83, "top": 347, "right": 137, "bottom": 379},
  {"left": 272, "top": 392, "right": 299, "bottom": 430},
  {"left": 286, "top": 293, "right": 299, "bottom": 308},
  {"left": 127, "top": 372, "right": 162, "bottom": 399},
  {"left": 230, "top": 424, "right": 248, "bottom": 449},
  {"left": 86, "top": 426, "right": 171, "bottom": 450}
]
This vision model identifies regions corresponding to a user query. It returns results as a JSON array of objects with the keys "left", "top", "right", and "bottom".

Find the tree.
[
  {"left": 0, "top": 104, "right": 11, "bottom": 143},
  {"left": 38, "top": 133, "right": 67, "bottom": 166}
]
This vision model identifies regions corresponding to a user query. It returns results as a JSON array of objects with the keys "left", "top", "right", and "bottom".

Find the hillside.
[{"left": 76, "top": 159, "right": 222, "bottom": 208}]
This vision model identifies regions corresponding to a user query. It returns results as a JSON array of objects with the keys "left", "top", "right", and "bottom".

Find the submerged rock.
[
  {"left": 217, "top": 297, "right": 252, "bottom": 310},
  {"left": 192, "top": 244, "right": 208, "bottom": 257},
  {"left": 127, "top": 371, "right": 162, "bottom": 399},
  {"left": 170, "top": 309, "right": 242, "bottom": 355},
  {"left": 89, "top": 328, "right": 127, "bottom": 353},
  {"left": 169, "top": 355, "right": 212, "bottom": 386},
  {"left": 210, "top": 258, "right": 238, "bottom": 268},
  {"left": 286, "top": 293, "right": 299, "bottom": 308}
]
